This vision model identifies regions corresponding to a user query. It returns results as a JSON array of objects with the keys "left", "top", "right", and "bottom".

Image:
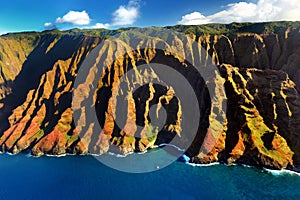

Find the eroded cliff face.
[
  {"left": 0, "top": 36, "right": 38, "bottom": 99},
  {"left": 0, "top": 23, "right": 299, "bottom": 172},
  {"left": 197, "top": 28, "right": 300, "bottom": 92},
  {"left": 191, "top": 64, "right": 300, "bottom": 171},
  {"left": 0, "top": 33, "right": 101, "bottom": 155}
]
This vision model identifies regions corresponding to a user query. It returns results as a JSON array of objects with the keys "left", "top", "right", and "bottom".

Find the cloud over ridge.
[
  {"left": 111, "top": 0, "right": 140, "bottom": 26},
  {"left": 179, "top": 0, "right": 300, "bottom": 25},
  {"left": 44, "top": 0, "right": 141, "bottom": 29},
  {"left": 55, "top": 10, "right": 91, "bottom": 25}
]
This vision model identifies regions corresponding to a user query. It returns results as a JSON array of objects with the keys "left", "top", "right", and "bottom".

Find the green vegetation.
[
  {"left": 111, "top": 136, "right": 122, "bottom": 146},
  {"left": 2, "top": 22, "right": 300, "bottom": 42},
  {"left": 66, "top": 134, "right": 79, "bottom": 146},
  {"left": 145, "top": 125, "right": 157, "bottom": 143},
  {"left": 57, "top": 122, "right": 71, "bottom": 132},
  {"left": 167, "top": 21, "right": 300, "bottom": 36},
  {"left": 34, "top": 129, "right": 45, "bottom": 141},
  {"left": 123, "top": 136, "right": 135, "bottom": 145}
]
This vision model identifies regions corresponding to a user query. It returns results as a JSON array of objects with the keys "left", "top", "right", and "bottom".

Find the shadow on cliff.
[
  {"left": 90, "top": 48, "right": 212, "bottom": 156},
  {"left": 0, "top": 34, "right": 85, "bottom": 134}
]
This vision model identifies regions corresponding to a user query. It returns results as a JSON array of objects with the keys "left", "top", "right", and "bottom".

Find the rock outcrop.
[{"left": 0, "top": 22, "right": 300, "bottom": 172}]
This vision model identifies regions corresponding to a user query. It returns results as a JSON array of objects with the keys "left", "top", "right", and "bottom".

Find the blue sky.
[{"left": 1, "top": 0, "right": 300, "bottom": 34}]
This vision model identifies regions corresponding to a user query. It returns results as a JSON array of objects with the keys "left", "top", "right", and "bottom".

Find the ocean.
[{"left": 0, "top": 153, "right": 299, "bottom": 200}]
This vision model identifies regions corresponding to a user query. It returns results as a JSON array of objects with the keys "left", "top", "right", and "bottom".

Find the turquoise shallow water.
[{"left": 0, "top": 153, "right": 299, "bottom": 200}]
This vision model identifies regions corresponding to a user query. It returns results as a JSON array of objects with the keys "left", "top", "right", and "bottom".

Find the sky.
[{"left": 1, "top": 0, "right": 300, "bottom": 34}]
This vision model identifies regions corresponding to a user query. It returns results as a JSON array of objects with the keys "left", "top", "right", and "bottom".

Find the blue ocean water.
[{"left": 0, "top": 153, "right": 299, "bottom": 200}]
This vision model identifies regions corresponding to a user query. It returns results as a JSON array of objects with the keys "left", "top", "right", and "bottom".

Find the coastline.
[{"left": 1, "top": 150, "right": 300, "bottom": 176}]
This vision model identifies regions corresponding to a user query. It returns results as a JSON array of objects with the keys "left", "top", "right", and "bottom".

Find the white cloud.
[
  {"left": 44, "top": 22, "right": 55, "bottom": 28},
  {"left": 92, "top": 23, "right": 110, "bottom": 29},
  {"left": 178, "top": 12, "right": 210, "bottom": 25},
  {"left": 179, "top": 0, "right": 300, "bottom": 25},
  {"left": 0, "top": 30, "right": 7, "bottom": 35},
  {"left": 43, "top": 1, "right": 141, "bottom": 30},
  {"left": 55, "top": 10, "right": 91, "bottom": 25},
  {"left": 89, "top": 0, "right": 140, "bottom": 29},
  {"left": 111, "top": 0, "right": 140, "bottom": 26}
]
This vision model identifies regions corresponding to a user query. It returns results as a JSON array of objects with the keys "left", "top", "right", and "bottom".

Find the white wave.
[
  {"left": 25, "top": 153, "right": 32, "bottom": 157},
  {"left": 187, "top": 162, "right": 300, "bottom": 176},
  {"left": 239, "top": 163, "right": 258, "bottom": 169},
  {"left": 158, "top": 143, "right": 185, "bottom": 152},
  {"left": 263, "top": 168, "right": 300, "bottom": 176},
  {"left": 186, "top": 162, "right": 220, "bottom": 167},
  {"left": 45, "top": 154, "right": 67, "bottom": 158},
  {"left": 3, "top": 149, "right": 299, "bottom": 176},
  {"left": 137, "top": 150, "right": 148, "bottom": 155},
  {"left": 107, "top": 151, "right": 134, "bottom": 158},
  {"left": 89, "top": 153, "right": 100, "bottom": 157}
]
